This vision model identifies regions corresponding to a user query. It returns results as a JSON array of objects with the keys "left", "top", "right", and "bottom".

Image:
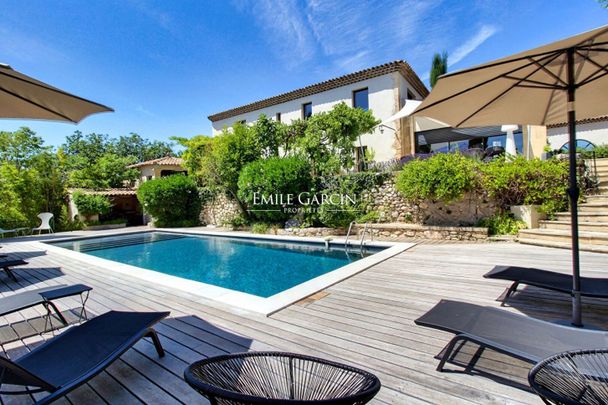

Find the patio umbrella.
[
  {"left": 0, "top": 63, "right": 113, "bottom": 122},
  {"left": 413, "top": 25, "right": 608, "bottom": 327}
]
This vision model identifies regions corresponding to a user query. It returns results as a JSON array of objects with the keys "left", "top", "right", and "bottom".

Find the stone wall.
[
  {"left": 200, "top": 192, "right": 241, "bottom": 226},
  {"left": 352, "top": 223, "right": 487, "bottom": 241},
  {"left": 362, "top": 176, "right": 496, "bottom": 226}
]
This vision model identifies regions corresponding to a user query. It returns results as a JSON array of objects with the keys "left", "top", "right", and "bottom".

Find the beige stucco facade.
[{"left": 210, "top": 72, "right": 424, "bottom": 162}]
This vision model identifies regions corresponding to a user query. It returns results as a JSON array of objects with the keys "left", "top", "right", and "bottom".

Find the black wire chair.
[
  {"left": 529, "top": 349, "right": 608, "bottom": 405},
  {"left": 184, "top": 352, "right": 381, "bottom": 405}
]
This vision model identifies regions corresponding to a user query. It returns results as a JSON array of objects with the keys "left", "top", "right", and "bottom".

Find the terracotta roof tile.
[
  {"left": 208, "top": 60, "right": 429, "bottom": 122},
  {"left": 547, "top": 115, "right": 608, "bottom": 129},
  {"left": 126, "top": 156, "right": 184, "bottom": 168},
  {"left": 71, "top": 188, "right": 137, "bottom": 196}
]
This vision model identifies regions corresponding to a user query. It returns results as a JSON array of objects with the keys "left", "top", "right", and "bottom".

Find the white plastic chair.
[{"left": 32, "top": 213, "right": 54, "bottom": 234}]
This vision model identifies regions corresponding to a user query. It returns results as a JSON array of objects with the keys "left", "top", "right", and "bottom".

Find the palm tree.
[{"left": 430, "top": 52, "right": 448, "bottom": 88}]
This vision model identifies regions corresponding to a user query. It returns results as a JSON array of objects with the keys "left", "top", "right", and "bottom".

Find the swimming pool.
[
  {"left": 46, "top": 231, "right": 412, "bottom": 314},
  {"left": 50, "top": 232, "right": 382, "bottom": 297}
]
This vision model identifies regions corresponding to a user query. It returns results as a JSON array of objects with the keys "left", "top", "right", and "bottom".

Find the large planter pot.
[{"left": 510, "top": 205, "right": 546, "bottom": 229}]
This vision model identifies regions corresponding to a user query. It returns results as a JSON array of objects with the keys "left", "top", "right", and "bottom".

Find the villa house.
[
  {"left": 547, "top": 115, "right": 608, "bottom": 151},
  {"left": 69, "top": 156, "right": 186, "bottom": 226},
  {"left": 208, "top": 61, "right": 429, "bottom": 163}
]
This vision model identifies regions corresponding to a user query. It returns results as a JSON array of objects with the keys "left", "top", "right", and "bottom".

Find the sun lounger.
[
  {"left": 414, "top": 300, "right": 608, "bottom": 371},
  {"left": 0, "top": 284, "right": 92, "bottom": 327},
  {"left": 0, "top": 259, "right": 28, "bottom": 282},
  {"left": 484, "top": 265, "right": 608, "bottom": 304},
  {"left": 0, "top": 310, "right": 169, "bottom": 404}
]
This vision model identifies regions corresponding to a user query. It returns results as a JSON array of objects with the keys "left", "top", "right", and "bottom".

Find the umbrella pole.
[{"left": 566, "top": 48, "right": 582, "bottom": 327}]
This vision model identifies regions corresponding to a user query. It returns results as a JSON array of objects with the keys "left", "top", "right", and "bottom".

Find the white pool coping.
[{"left": 39, "top": 229, "right": 415, "bottom": 316}]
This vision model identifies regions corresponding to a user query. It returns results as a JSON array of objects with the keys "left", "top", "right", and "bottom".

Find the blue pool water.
[{"left": 50, "top": 232, "right": 381, "bottom": 297}]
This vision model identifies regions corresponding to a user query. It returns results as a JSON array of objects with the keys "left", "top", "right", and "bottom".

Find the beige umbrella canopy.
[
  {"left": 0, "top": 63, "right": 113, "bottom": 123},
  {"left": 413, "top": 25, "right": 608, "bottom": 327},
  {"left": 414, "top": 25, "right": 608, "bottom": 127}
]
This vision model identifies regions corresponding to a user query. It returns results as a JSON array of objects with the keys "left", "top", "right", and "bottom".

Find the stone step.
[
  {"left": 556, "top": 212, "right": 608, "bottom": 222},
  {"left": 518, "top": 228, "right": 608, "bottom": 246},
  {"left": 585, "top": 194, "right": 608, "bottom": 202},
  {"left": 517, "top": 237, "right": 608, "bottom": 254},
  {"left": 592, "top": 158, "right": 608, "bottom": 168},
  {"left": 539, "top": 220, "right": 608, "bottom": 233},
  {"left": 579, "top": 202, "right": 608, "bottom": 212}
]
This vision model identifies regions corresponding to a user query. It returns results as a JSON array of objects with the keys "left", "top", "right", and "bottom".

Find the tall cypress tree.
[{"left": 430, "top": 52, "right": 448, "bottom": 88}]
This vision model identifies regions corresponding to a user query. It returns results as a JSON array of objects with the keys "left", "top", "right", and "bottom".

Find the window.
[
  {"left": 302, "top": 102, "right": 312, "bottom": 119},
  {"left": 352, "top": 88, "right": 369, "bottom": 111},
  {"left": 407, "top": 89, "right": 415, "bottom": 100},
  {"left": 275, "top": 112, "right": 281, "bottom": 122}
]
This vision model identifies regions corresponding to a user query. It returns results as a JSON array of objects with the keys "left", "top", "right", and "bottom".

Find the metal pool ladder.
[{"left": 345, "top": 222, "right": 371, "bottom": 253}]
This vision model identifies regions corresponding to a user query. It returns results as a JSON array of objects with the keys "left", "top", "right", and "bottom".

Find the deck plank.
[{"left": 0, "top": 235, "right": 607, "bottom": 404}]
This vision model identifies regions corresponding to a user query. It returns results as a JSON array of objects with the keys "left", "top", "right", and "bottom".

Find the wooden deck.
[{"left": 1, "top": 231, "right": 607, "bottom": 404}]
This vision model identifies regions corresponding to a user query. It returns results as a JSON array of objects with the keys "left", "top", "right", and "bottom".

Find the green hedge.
[
  {"left": 72, "top": 192, "right": 112, "bottom": 217},
  {"left": 237, "top": 157, "right": 312, "bottom": 223},
  {"left": 137, "top": 175, "right": 201, "bottom": 227},
  {"left": 480, "top": 156, "right": 569, "bottom": 214},
  {"left": 395, "top": 153, "right": 479, "bottom": 202},
  {"left": 394, "top": 153, "right": 570, "bottom": 216}
]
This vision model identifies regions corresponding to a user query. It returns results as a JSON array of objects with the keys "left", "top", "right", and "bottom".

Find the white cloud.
[
  {"left": 135, "top": 105, "right": 155, "bottom": 117},
  {"left": 234, "top": 0, "right": 316, "bottom": 69},
  {"left": 449, "top": 24, "right": 498, "bottom": 67}
]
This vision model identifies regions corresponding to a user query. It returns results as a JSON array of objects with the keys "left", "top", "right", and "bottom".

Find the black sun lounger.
[
  {"left": 0, "top": 310, "right": 169, "bottom": 404},
  {"left": 414, "top": 300, "right": 608, "bottom": 372},
  {"left": 0, "top": 259, "right": 29, "bottom": 282},
  {"left": 0, "top": 284, "right": 92, "bottom": 327},
  {"left": 484, "top": 265, "right": 608, "bottom": 304}
]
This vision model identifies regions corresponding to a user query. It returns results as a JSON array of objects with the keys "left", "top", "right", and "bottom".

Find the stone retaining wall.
[
  {"left": 362, "top": 176, "right": 496, "bottom": 226},
  {"left": 200, "top": 192, "right": 241, "bottom": 226},
  {"left": 352, "top": 223, "right": 488, "bottom": 241}
]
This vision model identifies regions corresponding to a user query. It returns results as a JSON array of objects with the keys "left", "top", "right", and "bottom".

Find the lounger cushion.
[
  {"left": 8, "top": 311, "right": 168, "bottom": 388},
  {"left": 484, "top": 266, "right": 608, "bottom": 298},
  {"left": 0, "top": 286, "right": 67, "bottom": 316},
  {"left": 0, "top": 259, "right": 27, "bottom": 269},
  {"left": 415, "top": 300, "right": 608, "bottom": 363}
]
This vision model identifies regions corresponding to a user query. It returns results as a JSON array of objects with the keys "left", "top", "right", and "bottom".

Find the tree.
[
  {"left": 170, "top": 135, "right": 215, "bottom": 179},
  {"left": 250, "top": 114, "right": 286, "bottom": 158},
  {"left": 296, "top": 102, "right": 379, "bottom": 176},
  {"left": 113, "top": 133, "right": 173, "bottom": 162},
  {"left": 430, "top": 51, "right": 448, "bottom": 88},
  {"left": 0, "top": 127, "right": 47, "bottom": 168}
]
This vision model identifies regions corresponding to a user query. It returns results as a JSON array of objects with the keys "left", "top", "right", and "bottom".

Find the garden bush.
[
  {"left": 580, "top": 143, "right": 608, "bottom": 159},
  {"left": 395, "top": 153, "right": 480, "bottom": 202},
  {"left": 72, "top": 192, "right": 112, "bottom": 218},
  {"left": 477, "top": 212, "right": 527, "bottom": 235},
  {"left": 480, "top": 156, "right": 569, "bottom": 214},
  {"left": 237, "top": 157, "right": 312, "bottom": 223},
  {"left": 317, "top": 200, "right": 357, "bottom": 228},
  {"left": 251, "top": 222, "right": 269, "bottom": 234},
  {"left": 137, "top": 175, "right": 201, "bottom": 227}
]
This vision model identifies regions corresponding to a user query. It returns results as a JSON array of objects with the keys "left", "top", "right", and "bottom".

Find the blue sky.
[{"left": 0, "top": 0, "right": 606, "bottom": 147}]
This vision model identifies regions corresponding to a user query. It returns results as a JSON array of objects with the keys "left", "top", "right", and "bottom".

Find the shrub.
[
  {"left": 251, "top": 222, "right": 269, "bottom": 234},
  {"left": 580, "top": 144, "right": 608, "bottom": 159},
  {"left": 238, "top": 157, "right": 312, "bottom": 223},
  {"left": 480, "top": 156, "right": 569, "bottom": 214},
  {"left": 137, "top": 175, "right": 201, "bottom": 227},
  {"left": 356, "top": 210, "right": 379, "bottom": 223},
  {"left": 478, "top": 212, "right": 527, "bottom": 235},
  {"left": 395, "top": 153, "right": 480, "bottom": 202},
  {"left": 72, "top": 192, "right": 112, "bottom": 218},
  {"left": 317, "top": 200, "right": 357, "bottom": 228}
]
